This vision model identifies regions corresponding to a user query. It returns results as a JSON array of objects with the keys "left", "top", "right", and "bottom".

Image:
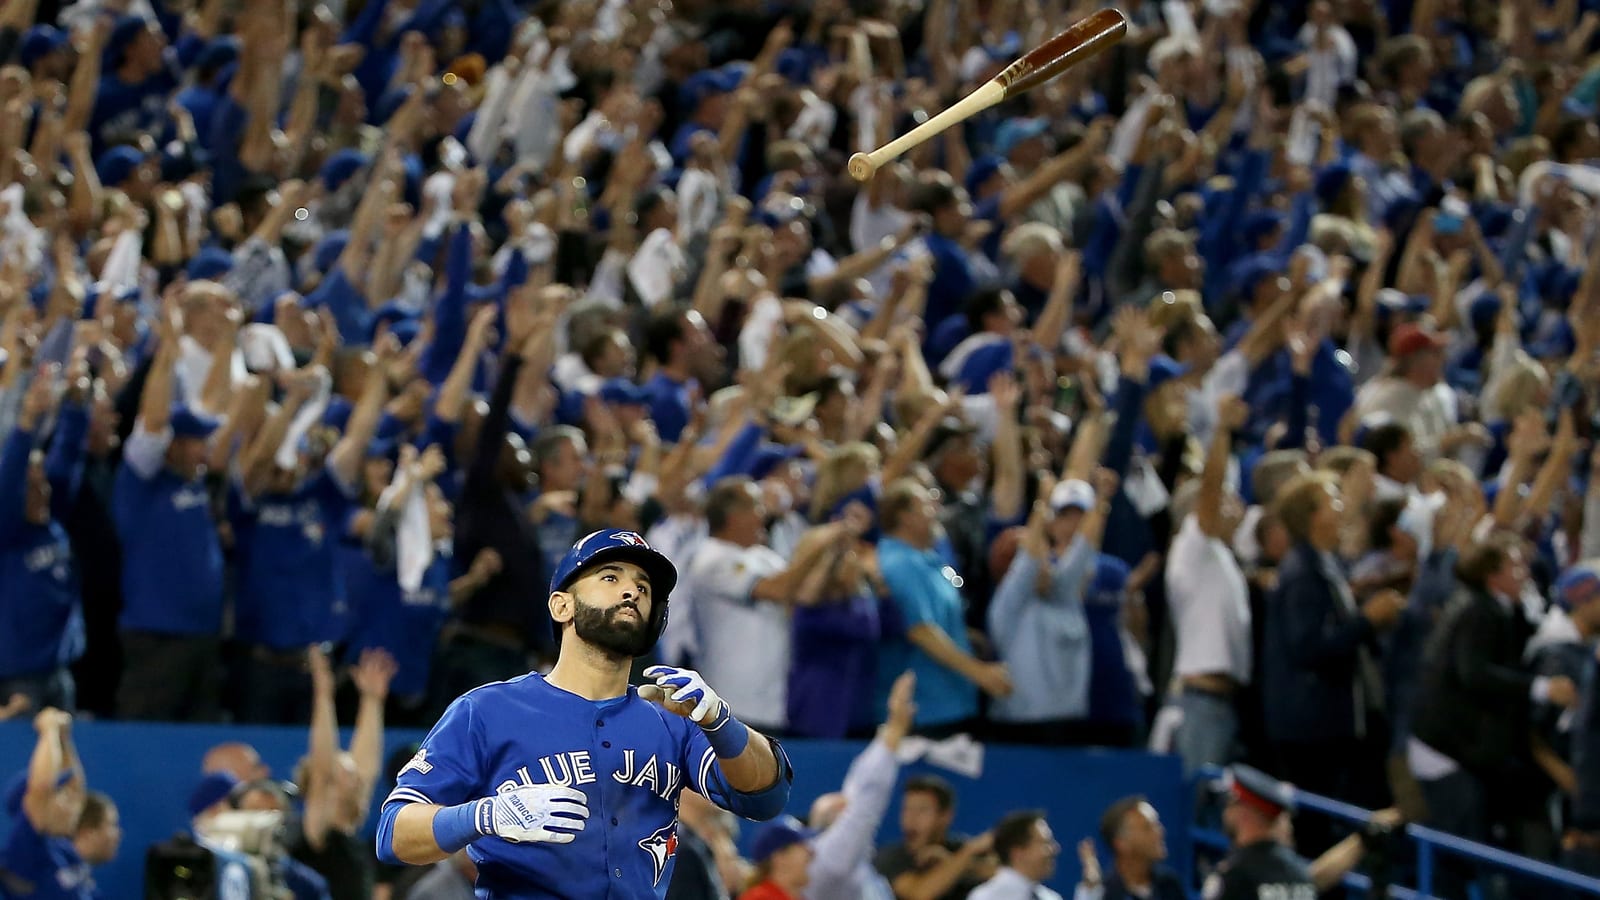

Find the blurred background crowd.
[{"left": 2, "top": 0, "right": 1600, "bottom": 894}]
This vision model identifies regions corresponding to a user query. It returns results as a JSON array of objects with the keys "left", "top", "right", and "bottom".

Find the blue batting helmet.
[{"left": 550, "top": 530, "right": 678, "bottom": 644}]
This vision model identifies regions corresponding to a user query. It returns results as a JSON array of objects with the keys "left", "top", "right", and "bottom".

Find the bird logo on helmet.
[{"left": 549, "top": 530, "right": 678, "bottom": 647}]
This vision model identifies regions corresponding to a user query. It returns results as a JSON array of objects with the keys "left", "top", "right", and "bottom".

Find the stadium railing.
[{"left": 1192, "top": 765, "right": 1600, "bottom": 898}]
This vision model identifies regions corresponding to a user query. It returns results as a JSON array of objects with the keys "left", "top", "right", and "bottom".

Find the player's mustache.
[{"left": 610, "top": 602, "right": 642, "bottom": 620}]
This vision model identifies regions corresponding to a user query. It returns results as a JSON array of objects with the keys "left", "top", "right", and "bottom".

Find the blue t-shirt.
[
  {"left": 111, "top": 462, "right": 223, "bottom": 636},
  {"left": 0, "top": 812, "right": 96, "bottom": 899},
  {"left": 376, "top": 674, "right": 792, "bottom": 899},
  {"left": 0, "top": 430, "right": 84, "bottom": 680},
  {"left": 345, "top": 547, "right": 455, "bottom": 699},
  {"left": 230, "top": 471, "right": 355, "bottom": 649},
  {"left": 875, "top": 537, "right": 978, "bottom": 727},
  {"left": 644, "top": 372, "right": 695, "bottom": 444},
  {"left": 90, "top": 65, "right": 181, "bottom": 152}
]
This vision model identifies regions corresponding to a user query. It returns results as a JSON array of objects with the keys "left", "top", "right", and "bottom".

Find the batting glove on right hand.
[{"left": 479, "top": 784, "right": 590, "bottom": 844}]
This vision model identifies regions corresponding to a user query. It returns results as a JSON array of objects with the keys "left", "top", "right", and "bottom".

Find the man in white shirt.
[
  {"left": 1164, "top": 397, "right": 1252, "bottom": 775},
  {"left": 684, "top": 476, "right": 864, "bottom": 732},
  {"left": 970, "top": 811, "right": 1064, "bottom": 900},
  {"left": 1353, "top": 323, "right": 1464, "bottom": 460}
]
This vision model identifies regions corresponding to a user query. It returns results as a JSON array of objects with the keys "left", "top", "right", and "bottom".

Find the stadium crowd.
[{"left": 2, "top": 0, "right": 1600, "bottom": 894}]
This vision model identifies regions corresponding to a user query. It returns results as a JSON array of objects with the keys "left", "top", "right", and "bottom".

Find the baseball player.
[{"left": 375, "top": 529, "right": 794, "bottom": 899}]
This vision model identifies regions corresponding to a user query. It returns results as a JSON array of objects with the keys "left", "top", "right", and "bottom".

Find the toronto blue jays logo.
[
  {"left": 638, "top": 822, "right": 679, "bottom": 886},
  {"left": 613, "top": 531, "right": 649, "bottom": 547}
]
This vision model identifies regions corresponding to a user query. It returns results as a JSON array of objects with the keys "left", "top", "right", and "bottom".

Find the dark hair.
[
  {"left": 705, "top": 477, "right": 759, "bottom": 534},
  {"left": 993, "top": 810, "right": 1047, "bottom": 864},
  {"left": 963, "top": 288, "right": 1011, "bottom": 334},
  {"left": 1368, "top": 497, "right": 1407, "bottom": 551},
  {"left": 1359, "top": 422, "right": 1412, "bottom": 476},
  {"left": 579, "top": 329, "right": 625, "bottom": 371},
  {"left": 815, "top": 370, "right": 854, "bottom": 408},
  {"left": 903, "top": 774, "right": 956, "bottom": 812},
  {"left": 1098, "top": 795, "right": 1147, "bottom": 849},
  {"left": 1163, "top": 317, "right": 1204, "bottom": 359},
  {"left": 644, "top": 306, "right": 691, "bottom": 365},
  {"left": 878, "top": 478, "right": 927, "bottom": 535},
  {"left": 633, "top": 186, "right": 673, "bottom": 226},
  {"left": 78, "top": 791, "right": 116, "bottom": 830},
  {"left": 1455, "top": 532, "right": 1522, "bottom": 591},
  {"left": 908, "top": 176, "right": 960, "bottom": 217}
]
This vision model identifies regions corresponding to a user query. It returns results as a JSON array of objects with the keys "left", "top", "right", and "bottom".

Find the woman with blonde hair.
[{"left": 809, "top": 441, "right": 881, "bottom": 523}]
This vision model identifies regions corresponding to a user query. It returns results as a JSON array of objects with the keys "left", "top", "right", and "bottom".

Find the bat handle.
[
  {"left": 846, "top": 81, "right": 1006, "bottom": 183},
  {"left": 848, "top": 152, "right": 879, "bottom": 182}
]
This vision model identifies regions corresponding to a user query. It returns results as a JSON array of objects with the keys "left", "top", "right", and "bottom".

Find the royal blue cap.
[
  {"left": 1314, "top": 163, "right": 1353, "bottom": 207},
  {"left": 1555, "top": 565, "right": 1600, "bottom": 611},
  {"left": 312, "top": 230, "right": 350, "bottom": 275},
  {"left": 751, "top": 815, "right": 816, "bottom": 862},
  {"left": 551, "top": 530, "right": 678, "bottom": 603},
  {"left": 319, "top": 149, "right": 370, "bottom": 193},
  {"left": 170, "top": 406, "right": 220, "bottom": 439},
  {"left": 187, "top": 245, "right": 236, "bottom": 282},
  {"left": 19, "top": 26, "right": 69, "bottom": 69},
  {"left": 1240, "top": 209, "right": 1286, "bottom": 248},
  {"left": 1229, "top": 253, "right": 1283, "bottom": 302},
  {"left": 96, "top": 145, "right": 147, "bottom": 187},
  {"left": 187, "top": 772, "right": 239, "bottom": 818},
  {"left": 965, "top": 155, "right": 1006, "bottom": 196}
]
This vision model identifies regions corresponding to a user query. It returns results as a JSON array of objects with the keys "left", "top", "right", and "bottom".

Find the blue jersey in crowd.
[
  {"left": 0, "top": 423, "right": 86, "bottom": 682},
  {"left": 229, "top": 471, "right": 354, "bottom": 649},
  {"left": 110, "top": 432, "right": 224, "bottom": 636}
]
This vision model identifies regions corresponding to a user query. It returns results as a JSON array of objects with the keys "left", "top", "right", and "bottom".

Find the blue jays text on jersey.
[{"left": 376, "top": 672, "right": 791, "bottom": 900}]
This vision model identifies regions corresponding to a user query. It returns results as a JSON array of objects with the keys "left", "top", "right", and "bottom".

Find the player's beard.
[{"left": 571, "top": 592, "right": 654, "bottom": 659}]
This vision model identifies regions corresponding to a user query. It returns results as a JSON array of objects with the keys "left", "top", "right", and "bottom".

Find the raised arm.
[
  {"left": 301, "top": 647, "right": 341, "bottom": 851},
  {"left": 327, "top": 343, "right": 396, "bottom": 488},
  {"left": 347, "top": 648, "right": 398, "bottom": 829},
  {"left": 988, "top": 373, "right": 1025, "bottom": 522}
]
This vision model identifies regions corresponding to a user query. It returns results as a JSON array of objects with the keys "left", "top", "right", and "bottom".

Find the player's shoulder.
[{"left": 437, "top": 672, "right": 553, "bottom": 722}]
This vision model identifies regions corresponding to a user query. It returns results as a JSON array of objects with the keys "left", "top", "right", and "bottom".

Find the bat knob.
[{"left": 847, "top": 153, "right": 876, "bottom": 183}]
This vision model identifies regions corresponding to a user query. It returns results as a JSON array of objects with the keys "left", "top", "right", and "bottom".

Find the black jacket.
[
  {"left": 1262, "top": 542, "right": 1381, "bottom": 744},
  {"left": 1410, "top": 586, "right": 1537, "bottom": 773},
  {"left": 453, "top": 352, "right": 552, "bottom": 655}
]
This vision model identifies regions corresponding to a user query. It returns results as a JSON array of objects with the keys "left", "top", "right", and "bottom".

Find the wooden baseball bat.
[{"left": 847, "top": 8, "right": 1128, "bottom": 182}]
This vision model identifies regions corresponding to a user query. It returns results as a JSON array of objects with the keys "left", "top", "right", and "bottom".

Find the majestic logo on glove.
[{"left": 639, "top": 822, "right": 679, "bottom": 886}]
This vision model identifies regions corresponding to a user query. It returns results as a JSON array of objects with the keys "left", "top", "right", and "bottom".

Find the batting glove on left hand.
[{"left": 640, "top": 665, "right": 729, "bottom": 726}]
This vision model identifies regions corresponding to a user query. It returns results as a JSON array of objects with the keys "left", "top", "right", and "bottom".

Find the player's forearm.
[
  {"left": 715, "top": 727, "right": 782, "bottom": 793},
  {"left": 381, "top": 803, "right": 453, "bottom": 866}
]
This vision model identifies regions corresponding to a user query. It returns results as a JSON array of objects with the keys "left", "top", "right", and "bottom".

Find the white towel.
[
  {"left": 894, "top": 734, "right": 985, "bottom": 779},
  {"left": 379, "top": 470, "right": 435, "bottom": 593},
  {"left": 239, "top": 324, "right": 295, "bottom": 374},
  {"left": 276, "top": 366, "right": 332, "bottom": 470}
]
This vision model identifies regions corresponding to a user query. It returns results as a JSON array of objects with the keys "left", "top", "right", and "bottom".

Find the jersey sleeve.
[
  {"left": 681, "top": 721, "right": 793, "bottom": 822},
  {"left": 383, "top": 694, "right": 486, "bottom": 810}
]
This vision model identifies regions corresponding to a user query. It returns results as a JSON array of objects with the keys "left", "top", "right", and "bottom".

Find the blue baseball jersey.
[
  {"left": 379, "top": 673, "right": 791, "bottom": 899},
  {"left": 0, "top": 811, "right": 96, "bottom": 899}
]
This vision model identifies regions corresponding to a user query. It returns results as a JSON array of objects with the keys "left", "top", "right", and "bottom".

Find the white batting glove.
[
  {"left": 640, "top": 665, "right": 729, "bottom": 724},
  {"left": 480, "top": 784, "right": 591, "bottom": 844}
]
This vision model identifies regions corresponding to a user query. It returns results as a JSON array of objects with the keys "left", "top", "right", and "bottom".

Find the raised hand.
[
  {"left": 639, "top": 665, "right": 728, "bottom": 724},
  {"left": 351, "top": 648, "right": 398, "bottom": 701},
  {"left": 18, "top": 362, "right": 60, "bottom": 431}
]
